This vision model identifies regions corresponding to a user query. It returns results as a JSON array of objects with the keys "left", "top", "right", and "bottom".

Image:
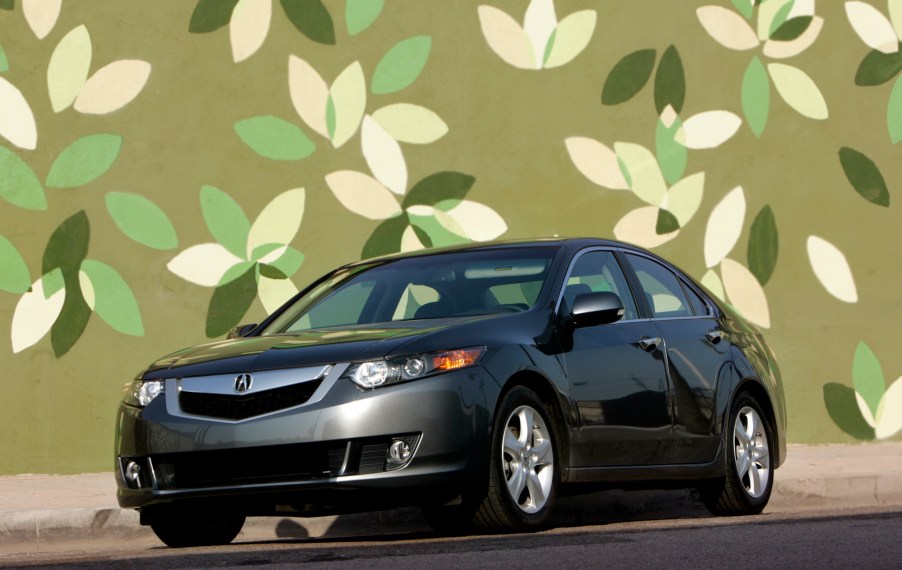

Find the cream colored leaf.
[
  {"left": 661, "top": 172, "right": 704, "bottom": 226},
  {"left": 768, "top": 63, "right": 828, "bottom": 119},
  {"left": 875, "top": 377, "right": 902, "bottom": 438},
  {"left": 696, "top": 5, "right": 760, "bottom": 50},
  {"left": 361, "top": 115, "right": 407, "bottom": 195},
  {"left": 721, "top": 258, "right": 770, "bottom": 328},
  {"left": 613, "top": 206, "right": 679, "bottom": 249},
  {"left": 701, "top": 269, "right": 725, "bottom": 302},
  {"left": 763, "top": 16, "right": 824, "bottom": 59},
  {"left": 444, "top": 200, "right": 507, "bottom": 241},
  {"left": 257, "top": 245, "right": 286, "bottom": 265},
  {"left": 545, "top": 10, "right": 596, "bottom": 68},
  {"left": 326, "top": 170, "right": 401, "bottom": 220},
  {"left": 11, "top": 271, "right": 65, "bottom": 353},
  {"left": 247, "top": 188, "right": 305, "bottom": 257},
  {"left": 676, "top": 111, "right": 742, "bottom": 149},
  {"left": 565, "top": 137, "right": 629, "bottom": 190},
  {"left": 257, "top": 275, "right": 298, "bottom": 314},
  {"left": 401, "top": 225, "right": 427, "bottom": 252},
  {"left": 856, "top": 392, "right": 878, "bottom": 428},
  {"left": 846, "top": 1, "right": 899, "bottom": 54},
  {"left": 807, "top": 235, "right": 858, "bottom": 303},
  {"left": 288, "top": 55, "right": 329, "bottom": 138},
  {"left": 371, "top": 104, "right": 448, "bottom": 144},
  {"left": 524, "top": 0, "right": 556, "bottom": 69},
  {"left": 614, "top": 142, "right": 667, "bottom": 206},
  {"left": 704, "top": 186, "right": 745, "bottom": 268},
  {"left": 23, "top": 0, "right": 61, "bottom": 39},
  {"left": 330, "top": 61, "right": 366, "bottom": 148},
  {"left": 478, "top": 5, "right": 535, "bottom": 69},
  {"left": 47, "top": 25, "right": 91, "bottom": 113},
  {"left": 788, "top": 0, "right": 815, "bottom": 19},
  {"left": 74, "top": 60, "right": 152, "bottom": 115},
  {"left": 0, "top": 77, "right": 37, "bottom": 150},
  {"left": 168, "top": 244, "right": 244, "bottom": 287},
  {"left": 78, "top": 269, "right": 95, "bottom": 310},
  {"left": 230, "top": 0, "right": 272, "bottom": 62},
  {"left": 890, "top": 0, "right": 902, "bottom": 40}
]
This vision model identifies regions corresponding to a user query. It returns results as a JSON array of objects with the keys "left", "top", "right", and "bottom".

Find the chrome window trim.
[{"left": 618, "top": 249, "right": 715, "bottom": 319}]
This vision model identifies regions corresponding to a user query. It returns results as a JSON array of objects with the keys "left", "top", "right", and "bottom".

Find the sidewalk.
[{"left": 2, "top": 442, "right": 901, "bottom": 551}]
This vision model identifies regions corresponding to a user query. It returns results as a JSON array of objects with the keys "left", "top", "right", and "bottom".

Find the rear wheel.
[{"left": 148, "top": 508, "right": 245, "bottom": 547}]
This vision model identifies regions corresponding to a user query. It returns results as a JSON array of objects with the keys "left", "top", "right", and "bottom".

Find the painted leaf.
[
  {"left": 266, "top": 246, "right": 304, "bottom": 277},
  {"left": 613, "top": 206, "right": 679, "bottom": 249},
  {"left": 614, "top": 142, "right": 667, "bottom": 206},
  {"left": 43, "top": 210, "right": 89, "bottom": 278},
  {"left": 742, "top": 56, "right": 770, "bottom": 137},
  {"left": 440, "top": 200, "right": 507, "bottom": 241},
  {"left": 807, "top": 235, "right": 858, "bottom": 303},
  {"left": 763, "top": 16, "right": 824, "bottom": 59},
  {"left": 403, "top": 171, "right": 476, "bottom": 208},
  {"left": 747, "top": 205, "right": 778, "bottom": 286},
  {"left": 731, "top": 0, "right": 754, "bottom": 19},
  {"left": 409, "top": 210, "right": 470, "bottom": 248},
  {"left": 756, "top": 0, "right": 792, "bottom": 40},
  {"left": 280, "top": 0, "right": 335, "bottom": 45},
  {"left": 200, "top": 185, "right": 250, "bottom": 258},
  {"left": 876, "top": 378, "right": 902, "bottom": 438},
  {"left": 0, "top": 146, "right": 46, "bottom": 210},
  {"left": 655, "top": 114, "right": 687, "bottom": 185},
  {"left": 544, "top": 10, "right": 596, "bottom": 69},
  {"left": 346, "top": 0, "right": 383, "bottom": 36},
  {"left": 362, "top": 214, "right": 409, "bottom": 258},
  {"left": 105, "top": 192, "right": 178, "bottom": 250},
  {"left": 45, "top": 134, "right": 122, "bottom": 188},
  {"left": 770, "top": 16, "right": 812, "bottom": 41},
  {"left": 768, "top": 63, "right": 828, "bottom": 119},
  {"left": 361, "top": 115, "right": 407, "bottom": 194},
  {"left": 371, "top": 36, "right": 432, "bottom": 94},
  {"left": 206, "top": 264, "right": 258, "bottom": 337},
  {"left": 855, "top": 49, "right": 902, "bottom": 86},
  {"left": 330, "top": 61, "right": 366, "bottom": 148},
  {"left": 189, "top": 0, "right": 239, "bottom": 33},
  {"left": 371, "top": 104, "right": 448, "bottom": 144},
  {"left": 11, "top": 270, "right": 65, "bottom": 353},
  {"left": 676, "top": 110, "right": 742, "bottom": 149},
  {"left": 704, "top": 186, "right": 745, "bottom": 268},
  {"left": 856, "top": 392, "right": 877, "bottom": 428},
  {"left": 565, "top": 137, "right": 629, "bottom": 190},
  {"left": 853, "top": 341, "right": 885, "bottom": 419},
  {"left": 892, "top": 0, "right": 902, "bottom": 39},
  {"left": 838, "top": 147, "right": 890, "bottom": 207},
  {"left": 0, "top": 1, "right": 11, "bottom": 9},
  {"left": 846, "top": 1, "right": 899, "bottom": 54},
  {"left": 49, "top": 272, "right": 91, "bottom": 358},
  {"left": 23, "top": 0, "right": 61, "bottom": 39},
  {"left": 247, "top": 188, "right": 305, "bottom": 258},
  {"left": 721, "top": 258, "right": 770, "bottom": 328},
  {"left": 0, "top": 234, "right": 30, "bottom": 293},
  {"left": 235, "top": 116, "right": 315, "bottom": 160},
  {"left": 230, "top": 0, "right": 271, "bottom": 62},
  {"left": 477, "top": 5, "right": 534, "bottom": 70},
  {"left": 889, "top": 75, "right": 902, "bottom": 143},
  {"left": 523, "top": 0, "right": 556, "bottom": 68},
  {"left": 661, "top": 172, "right": 704, "bottom": 226},
  {"left": 0, "top": 44, "right": 8, "bottom": 72},
  {"left": 288, "top": 55, "right": 329, "bottom": 138},
  {"left": 696, "top": 6, "right": 759, "bottom": 50},
  {"left": 326, "top": 170, "right": 401, "bottom": 220},
  {"left": 79, "top": 259, "right": 143, "bottom": 335},
  {"left": 0, "top": 76, "right": 37, "bottom": 149},
  {"left": 654, "top": 45, "right": 685, "bottom": 114},
  {"left": 257, "top": 274, "right": 298, "bottom": 314},
  {"left": 47, "top": 25, "right": 91, "bottom": 113},
  {"left": 656, "top": 209, "right": 680, "bottom": 234},
  {"left": 823, "top": 382, "right": 876, "bottom": 440},
  {"left": 400, "top": 225, "right": 427, "bottom": 253},
  {"left": 74, "top": 60, "right": 152, "bottom": 115},
  {"left": 601, "top": 49, "right": 656, "bottom": 105},
  {"left": 168, "top": 244, "right": 243, "bottom": 287},
  {"left": 701, "top": 269, "right": 725, "bottom": 301}
]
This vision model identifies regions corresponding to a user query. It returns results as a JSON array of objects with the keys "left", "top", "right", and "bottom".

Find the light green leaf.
[
  {"left": 0, "top": 44, "right": 9, "bottom": 72},
  {"left": 234, "top": 115, "right": 315, "bottom": 160},
  {"left": 266, "top": 246, "right": 305, "bottom": 277},
  {"left": 614, "top": 142, "right": 667, "bottom": 206},
  {"left": 731, "top": 0, "right": 754, "bottom": 19},
  {"left": 218, "top": 260, "right": 255, "bottom": 286},
  {"left": 655, "top": 115, "right": 686, "bottom": 185},
  {"left": 661, "top": 172, "right": 704, "bottom": 226},
  {"left": 767, "top": 1, "right": 794, "bottom": 39},
  {"left": 330, "top": 61, "right": 366, "bottom": 148},
  {"left": 0, "top": 234, "right": 30, "bottom": 293},
  {"left": 105, "top": 192, "right": 178, "bottom": 250},
  {"left": 371, "top": 104, "right": 448, "bottom": 144},
  {"left": 742, "top": 56, "right": 770, "bottom": 137},
  {"left": 0, "top": 146, "right": 46, "bottom": 210},
  {"left": 853, "top": 341, "right": 885, "bottom": 418},
  {"left": 544, "top": 10, "right": 596, "bottom": 69},
  {"left": 371, "top": 36, "right": 431, "bottom": 94},
  {"left": 45, "top": 134, "right": 122, "bottom": 188},
  {"left": 346, "top": 0, "right": 383, "bottom": 35},
  {"left": 889, "top": 75, "right": 902, "bottom": 143},
  {"left": 200, "top": 185, "right": 250, "bottom": 258},
  {"left": 757, "top": 0, "right": 792, "bottom": 40},
  {"left": 247, "top": 188, "right": 305, "bottom": 258},
  {"left": 767, "top": 63, "right": 828, "bottom": 119},
  {"left": 408, "top": 211, "right": 469, "bottom": 248},
  {"left": 79, "top": 259, "right": 143, "bottom": 336},
  {"left": 47, "top": 25, "right": 91, "bottom": 113}
]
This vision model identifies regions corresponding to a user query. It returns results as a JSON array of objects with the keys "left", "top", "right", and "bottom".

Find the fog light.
[
  {"left": 125, "top": 461, "right": 142, "bottom": 487},
  {"left": 387, "top": 440, "right": 411, "bottom": 465}
]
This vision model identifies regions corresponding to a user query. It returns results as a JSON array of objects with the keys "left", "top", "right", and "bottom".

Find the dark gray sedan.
[{"left": 115, "top": 238, "right": 786, "bottom": 547}]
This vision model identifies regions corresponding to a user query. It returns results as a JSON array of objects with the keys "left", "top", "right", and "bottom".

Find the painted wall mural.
[{"left": 1, "top": 0, "right": 901, "bottom": 475}]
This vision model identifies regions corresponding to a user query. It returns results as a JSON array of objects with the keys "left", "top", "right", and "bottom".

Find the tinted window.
[
  {"left": 625, "top": 254, "right": 692, "bottom": 318},
  {"left": 683, "top": 282, "right": 709, "bottom": 316},
  {"left": 563, "top": 250, "right": 638, "bottom": 320}
]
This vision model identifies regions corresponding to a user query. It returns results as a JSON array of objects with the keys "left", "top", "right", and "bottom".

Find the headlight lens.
[
  {"left": 345, "top": 347, "right": 485, "bottom": 389},
  {"left": 123, "top": 378, "right": 165, "bottom": 407}
]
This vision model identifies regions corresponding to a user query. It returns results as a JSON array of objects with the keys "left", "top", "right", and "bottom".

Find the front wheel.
[{"left": 148, "top": 508, "right": 245, "bottom": 548}]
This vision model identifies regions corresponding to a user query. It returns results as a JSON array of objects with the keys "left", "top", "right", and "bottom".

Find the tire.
[
  {"left": 149, "top": 508, "right": 245, "bottom": 548},
  {"left": 700, "top": 392, "right": 774, "bottom": 516}
]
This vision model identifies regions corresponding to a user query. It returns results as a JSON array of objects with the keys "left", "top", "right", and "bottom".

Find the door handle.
[
  {"left": 638, "top": 337, "right": 662, "bottom": 351},
  {"left": 705, "top": 331, "right": 724, "bottom": 344}
]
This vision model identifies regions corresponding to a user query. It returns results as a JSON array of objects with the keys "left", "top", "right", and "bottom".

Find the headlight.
[
  {"left": 344, "top": 347, "right": 486, "bottom": 389},
  {"left": 122, "top": 378, "right": 165, "bottom": 407}
]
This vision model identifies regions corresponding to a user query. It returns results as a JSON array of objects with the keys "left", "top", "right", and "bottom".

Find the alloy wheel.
[
  {"left": 733, "top": 405, "right": 771, "bottom": 499},
  {"left": 501, "top": 404, "right": 554, "bottom": 514}
]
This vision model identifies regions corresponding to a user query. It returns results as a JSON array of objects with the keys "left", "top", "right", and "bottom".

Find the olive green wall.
[{"left": 1, "top": 0, "right": 900, "bottom": 474}]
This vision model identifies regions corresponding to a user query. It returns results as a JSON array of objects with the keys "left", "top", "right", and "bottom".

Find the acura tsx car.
[{"left": 115, "top": 238, "right": 786, "bottom": 547}]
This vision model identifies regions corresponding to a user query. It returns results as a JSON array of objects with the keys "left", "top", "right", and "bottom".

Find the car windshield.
[{"left": 262, "top": 247, "right": 558, "bottom": 334}]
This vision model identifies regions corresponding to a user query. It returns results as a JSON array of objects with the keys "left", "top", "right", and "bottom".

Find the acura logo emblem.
[{"left": 234, "top": 373, "right": 253, "bottom": 393}]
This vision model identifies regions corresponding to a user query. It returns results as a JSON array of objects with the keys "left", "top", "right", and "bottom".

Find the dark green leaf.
[
  {"left": 50, "top": 278, "right": 91, "bottom": 358},
  {"left": 346, "top": 0, "right": 383, "bottom": 36},
  {"left": 0, "top": 146, "right": 46, "bottom": 210},
  {"left": 655, "top": 209, "right": 679, "bottom": 235},
  {"left": 371, "top": 36, "right": 432, "bottom": 94},
  {"left": 362, "top": 215, "right": 409, "bottom": 259},
  {"left": 770, "top": 16, "right": 812, "bottom": 41},
  {"left": 43, "top": 211, "right": 90, "bottom": 278},
  {"left": 45, "top": 134, "right": 123, "bottom": 188},
  {"left": 206, "top": 265, "right": 258, "bottom": 337},
  {"left": 259, "top": 264, "right": 288, "bottom": 280},
  {"left": 189, "top": 0, "right": 239, "bottom": 33},
  {"left": 234, "top": 116, "right": 316, "bottom": 161},
  {"left": 747, "top": 205, "right": 778, "bottom": 286},
  {"left": 767, "top": 2, "right": 794, "bottom": 38},
  {"left": 0, "top": 0, "right": 13, "bottom": 10},
  {"left": 654, "top": 45, "right": 684, "bottom": 114},
  {"left": 838, "top": 147, "right": 890, "bottom": 207},
  {"left": 855, "top": 48, "right": 902, "bottom": 86},
  {"left": 742, "top": 56, "right": 770, "bottom": 138},
  {"left": 280, "top": 0, "right": 336, "bottom": 45},
  {"left": 823, "top": 382, "right": 876, "bottom": 441},
  {"left": 105, "top": 192, "right": 179, "bottom": 250},
  {"left": 403, "top": 172, "right": 476, "bottom": 208},
  {"left": 601, "top": 49, "right": 656, "bottom": 106},
  {"left": 0, "top": 234, "right": 30, "bottom": 293},
  {"left": 411, "top": 224, "right": 432, "bottom": 248}
]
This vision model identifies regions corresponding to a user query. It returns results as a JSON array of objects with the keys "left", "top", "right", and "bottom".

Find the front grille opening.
[{"left": 179, "top": 378, "right": 323, "bottom": 420}]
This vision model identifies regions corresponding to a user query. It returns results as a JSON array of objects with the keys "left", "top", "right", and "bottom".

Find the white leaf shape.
[
  {"left": 524, "top": 0, "right": 556, "bottom": 68},
  {"left": 704, "top": 186, "right": 745, "bottom": 268},
  {"left": 361, "top": 115, "right": 407, "bottom": 195},
  {"left": 325, "top": 170, "right": 402, "bottom": 220},
  {"left": 661, "top": 172, "right": 705, "bottom": 226},
  {"left": 168, "top": 244, "right": 244, "bottom": 287},
  {"left": 856, "top": 392, "right": 878, "bottom": 428},
  {"left": 288, "top": 55, "right": 329, "bottom": 138},
  {"left": 371, "top": 104, "right": 448, "bottom": 144},
  {"left": 443, "top": 200, "right": 507, "bottom": 241},
  {"left": 330, "top": 61, "right": 366, "bottom": 148},
  {"left": 614, "top": 142, "right": 667, "bottom": 206},
  {"left": 257, "top": 245, "right": 287, "bottom": 265},
  {"left": 701, "top": 269, "right": 725, "bottom": 302},
  {"left": 478, "top": 5, "right": 535, "bottom": 69},
  {"left": 768, "top": 63, "right": 828, "bottom": 119},
  {"left": 545, "top": 10, "right": 597, "bottom": 69},
  {"left": 247, "top": 188, "right": 306, "bottom": 258},
  {"left": 890, "top": 0, "right": 902, "bottom": 41},
  {"left": 565, "top": 137, "right": 629, "bottom": 190},
  {"left": 0, "top": 77, "right": 37, "bottom": 150},
  {"left": 875, "top": 377, "right": 902, "bottom": 438},
  {"left": 676, "top": 111, "right": 742, "bottom": 149},
  {"left": 806, "top": 236, "right": 858, "bottom": 303},
  {"left": 257, "top": 275, "right": 298, "bottom": 314},
  {"left": 721, "top": 258, "right": 770, "bottom": 328},
  {"left": 47, "top": 25, "right": 92, "bottom": 113},
  {"left": 406, "top": 204, "right": 434, "bottom": 217},
  {"left": 763, "top": 16, "right": 824, "bottom": 59},
  {"left": 23, "top": 0, "right": 61, "bottom": 39},
  {"left": 696, "top": 6, "right": 760, "bottom": 50},
  {"left": 230, "top": 0, "right": 272, "bottom": 63},
  {"left": 78, "top": 269, "right": 96, "bottom": 310},
  {"left": 846, "top": 1, "right": 899, "bottom": 54},
  {"left": 613, "top": 206, "right": 679, "bottom": 249},
  {"left": 11, "top": 270, "right": 65, "bottom": 353},
  {"left": 74, "top": 60, "right": 152, "bottom": 115},
  {"left": 401, "top": 225, "right": 427, "bottom": 253}
]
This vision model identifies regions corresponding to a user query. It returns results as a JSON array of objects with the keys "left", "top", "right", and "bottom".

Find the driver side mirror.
[
  {"left": 227, "top": 323, "right": 258, "bottom": 339},
  {"left": 570, "top": 292, "right": 624, "bottom": 328}
]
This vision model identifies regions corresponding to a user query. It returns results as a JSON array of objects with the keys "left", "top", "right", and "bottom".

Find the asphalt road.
[{"left": 3, "top": 505, "right": 901, "bottom": 569}]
